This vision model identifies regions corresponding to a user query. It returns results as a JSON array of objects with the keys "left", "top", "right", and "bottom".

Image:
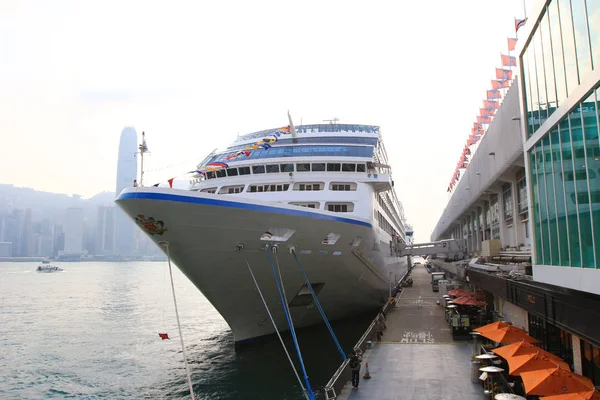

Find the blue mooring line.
[
  {"left": 266, "top": 248, "right": 316, "bottom": 400},
  {"left": 291, "top": 250, "right": 347, "bottom": 362}
]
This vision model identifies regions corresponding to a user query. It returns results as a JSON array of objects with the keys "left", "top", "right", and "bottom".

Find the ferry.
[
  {"left": 36, "top": 261, "right": 64, "bottom": 273},
  {"left": 116, "top": 122, "right": 410, "bottom": 343}
]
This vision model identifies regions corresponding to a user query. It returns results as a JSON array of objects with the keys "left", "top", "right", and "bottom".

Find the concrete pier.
[{"left": 336, "top": 264, "right": 481, "bottom": 400}]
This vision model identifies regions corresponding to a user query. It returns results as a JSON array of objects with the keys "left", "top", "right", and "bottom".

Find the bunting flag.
[
  {"left": 168, "top": 178, "right": 174, "bottom": 188},
  {"left": 515, "top": 18, "right": 527, "bottom": 32},
  {"left": 491, "top": 79, "right": 510, "bottom": 90},
  {"left": 501, "top": 54, "right": 517, "bottom": 67},
  {"left": 153, "top": 183, "right": 159, "bottom": 187},
  {"left": 496, "top": 68, "right": 513, "bottom": 81},
  {"left": 507, "top": 37, "right": 518, "bottom": 51},
  {"left": 478, "top": 115, "right": 492, "bottom": 124},
  {"left": 480, "top": 108, "right": 493, "bottom": 119},
  {"left": 464, "top": 146, "right": 471, "bottom": 156},
  {"left": 221, "top": 125, "right": 291, "bottom": 162},
  {"left": 483, "top": 100, "right": 498, "bottom": 111},
  {"left": 487, "top": 89, "right": 502, "bottom": 100}
]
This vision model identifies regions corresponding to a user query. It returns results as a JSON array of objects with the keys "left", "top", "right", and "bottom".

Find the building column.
[
  {"left": 497, "top": 189, "right": 507, "bottom": 249},
  {"left": 511, "top": 178, "right": 523, "bottom": 249},
  {"left": 572, "top": 335, "right": 582, "bottom": 374},
  {"left": 472, "top": 212, "right": 478, "bottom": 253},
  {"left": 482, "top": 201, "right": 489, "bottom": 241}
]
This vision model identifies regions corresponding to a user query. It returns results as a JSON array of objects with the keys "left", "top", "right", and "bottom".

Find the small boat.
[{"left": 36, "top": 261, "right": 64, "bottom": 273}]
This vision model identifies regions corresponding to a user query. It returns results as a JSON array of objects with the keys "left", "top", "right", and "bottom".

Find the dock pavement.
[{"left": 337, "top": 264, "right": 481, "bottom": 400}]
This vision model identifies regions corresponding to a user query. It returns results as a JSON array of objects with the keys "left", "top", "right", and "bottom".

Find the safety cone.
[{"left": 363, "top": 362, "right": 371, "bottom": 379}]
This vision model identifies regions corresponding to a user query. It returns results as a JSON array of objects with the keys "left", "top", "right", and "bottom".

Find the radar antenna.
[
  {"left": 137, "top": 131, "right": 150, "bottom": 187},
  {"left": 322, "top": 118, "right": 339, "bottom": 124}
]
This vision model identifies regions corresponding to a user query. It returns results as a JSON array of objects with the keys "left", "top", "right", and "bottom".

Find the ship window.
[
  {"left": 357, "top": 164, "right": 366, "bottom": 172},
  {"left": 294, "top": 182, "right": 324, "bottom": 191},
  {"left": 238, "top": 166, "right": 251, "bottom": 175},
  {"left": 330, "top": 183, "right": 356, "bottom": 191},
  {"left": 205, "top": 171, "right": 216, "bottom": 179},
  {"left": 327, "top": 163, "right": 341, "bottom": 172},
  {"left": 326, "top": 203, "right": 354, "bottom": 212},
  {"left": 226, "top": 168, "right": 238, "bottom": 177},
  {"left": 289, "top": 202, "right": 320, "bottom": 209},
  {"left": 280, "top": 163, "right": 294, "bottom": 172},
  {"left": 342, "top": 163, "right": 356, "bottom": 172},
  {"left": 296, "top": 163, "right": 311, "bottom": 172},
  {"left": 249, "top": 184, "right": 290, "bottom": 192},
  {"left": 252, "top": 165, "right": 265, "bottom": 174},
  {"left": 216, "top": 169, "right": 226, "bottom": 178},
  {"left": 266, "top": 164, "right": 280, "bottom": 173},
  {"left": 219, "top": 185, "right": 245, "bottom": 194},
  {"left": 312, "top": 163, "right": 326, "bottom": 171},
  {"left": 200, "top": 187, "right": 217, "bottom": 193}
]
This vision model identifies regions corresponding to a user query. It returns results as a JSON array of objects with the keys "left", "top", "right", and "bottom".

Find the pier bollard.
[{"left": 363, "top": 363, "right": 372, "bottom": 379}]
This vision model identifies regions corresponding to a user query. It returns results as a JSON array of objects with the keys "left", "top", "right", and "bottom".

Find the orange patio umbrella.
[
  {"left": 521, "top": 367, "right": 595, "bottom": 396},
  {"left": 540, "top": 390, "right": 600, "bottom": 400},
  {"left": 474, "top": 321, "right": 510, "bottom": 334},
  {"left": 448, "top": 288, "right": 474, "bottom": 297},
  {"left": 507, "top": 351, "right": 571, "bottom": 376},
  {"left": 452, "top": 296, "right": 487, "bottom": 306},
  {"left": 493, "top": 341, "right": 563, "bottom": 363},
  {"left": 478, "top": 325, "right": 539, "bottom": 344}
]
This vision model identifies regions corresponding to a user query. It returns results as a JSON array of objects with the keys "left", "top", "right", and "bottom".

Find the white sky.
[{"left": 0, "top": 0, "right": 534, "bottom": 242}]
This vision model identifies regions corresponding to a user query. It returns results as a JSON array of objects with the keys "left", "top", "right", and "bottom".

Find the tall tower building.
[
  {"left": 96, "top": 206, "right": 116, "bottom": 254},
  {"left": 63, "top": 207, "right": 84, "bottom": 254},
  {"left": 115, "top": 127, "right": 138, "bottom": 256}
]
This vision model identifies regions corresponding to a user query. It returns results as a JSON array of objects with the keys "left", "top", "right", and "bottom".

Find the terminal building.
[{"left": 431, "top": 0, "right": 600, "bottom": 387}]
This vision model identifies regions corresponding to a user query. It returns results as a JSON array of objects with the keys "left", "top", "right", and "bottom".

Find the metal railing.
[{"left": 323, "top": 270, "right": 409, "bottom": 399}]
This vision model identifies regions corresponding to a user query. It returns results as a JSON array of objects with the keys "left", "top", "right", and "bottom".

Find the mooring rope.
[
  {"left": 273, "top": 251, "right": 300, "bottom": 346},
  {"left": 265, "top": 247, "right": 316, "bottom": 400},
  {"left": 291, "top": 249, "right": 347, "bottom": 361},
  {"left": 165, "top": 244, "right": 196, "bottom": 400},
  {"left": 243, "top": 257, "right": 311, "bottom": 400}
]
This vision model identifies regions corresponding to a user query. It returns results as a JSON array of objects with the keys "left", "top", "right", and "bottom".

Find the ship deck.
[{"left": 336, "top": 264, "right": 481, "bottom": 400}]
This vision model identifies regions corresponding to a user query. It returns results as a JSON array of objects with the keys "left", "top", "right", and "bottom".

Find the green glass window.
[
  {"left": 530, "top": 150, "right": 544, "bottom": 264},
  {"left": 541, "top": 13, "right": 558, "bottom": 117},
  {"left": 590, "top": 89, "right": 600, "bottom": 268},
  {"left": 551, "top": 128, "right": 571, "bottom": 266},
  {"left": 538, "top": 141, "right": 551, "bottom": 264},
  {"left": 522, "top": 47, "right": 536, "bottom": 137},
  {"left": 534, "top": 30, "right": 549, "bottom": 125},
  {"left": 560, "top": 120, "right": 582, "bottom": 266},
  {"left": 543, "top": 134, "right": 560, "bottom": 265},
  {"left": 549, "top": 0, "right": 568, "bottom": 105},
  {"left": 570, "top": 106, "right": 594, "bottom": 267},
  {"left": 571, "top": 0, "right": 593, "bottom": 80},
  {"left": 588, "top": 0, "right": 600, "bottom": 70},
  {"left": 559, "top": 0, "right": 580, "bottom": 95}
]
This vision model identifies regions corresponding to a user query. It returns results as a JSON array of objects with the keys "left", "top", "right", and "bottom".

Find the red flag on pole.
[
  {"left": 501, "top": 54, "right": 517, "bottom": 67},
  {"left": 515, "top": 18, "right": 527, "bottom": 32},
  {"left": 496, "top": 68, "right": 513, "bottom": 81},
  {"left": 167, "top": 178, "right": 175, "bottom": 188},
  {"left": 508, "top": 37, "right": 518, "bottom": 51},
  {"left": 159, "top": 333, "right": 170, "bottom": 340}
]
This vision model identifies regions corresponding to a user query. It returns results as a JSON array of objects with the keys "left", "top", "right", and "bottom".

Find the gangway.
[{"left": 398, "top": 239, "right": 464, "bottom": 261}]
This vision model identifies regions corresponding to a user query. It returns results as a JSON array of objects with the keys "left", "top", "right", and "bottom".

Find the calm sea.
[{"left": 0, "top": 262, "right": 373, "bottom": 399}]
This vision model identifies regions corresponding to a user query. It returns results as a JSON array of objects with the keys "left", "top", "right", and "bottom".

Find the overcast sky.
[{"left": 0, "top": 0, "right": 533, "bottom": 242}]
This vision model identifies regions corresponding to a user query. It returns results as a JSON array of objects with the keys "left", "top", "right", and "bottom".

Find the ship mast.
[{"left": 138, "top": 131, "right": 150, "bottom": 187}]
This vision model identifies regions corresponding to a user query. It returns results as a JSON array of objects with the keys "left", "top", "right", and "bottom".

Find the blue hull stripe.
[{"left": 117, "top": 191, "right": 372, "bottom": 228}]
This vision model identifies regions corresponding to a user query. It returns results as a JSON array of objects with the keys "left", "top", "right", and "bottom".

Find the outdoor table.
[
  {"left": 480, "top": 367, "right": 505, "bottom": 398},
  {"left": 494, "top": 394, "right": 526, "bottom": 400},
  {"left": 476, "top": 354, "right": 498, "bottom": 360}
]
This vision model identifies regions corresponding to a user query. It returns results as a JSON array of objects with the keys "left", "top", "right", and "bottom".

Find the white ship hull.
[{"left": 116, "top": 187, "right": 408, "bottom": 342}]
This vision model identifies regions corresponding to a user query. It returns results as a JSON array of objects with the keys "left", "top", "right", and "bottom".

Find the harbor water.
[{"left": 0, "top": 262, "right": 374, "bottom": 399}]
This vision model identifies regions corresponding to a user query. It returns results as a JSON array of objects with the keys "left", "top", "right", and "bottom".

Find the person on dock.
[
  {"left": 349, "top": 350, "right": 362, "bottom": 390},
  {"left": 375, "top": 314, "right": 387, "bottom": 342}
]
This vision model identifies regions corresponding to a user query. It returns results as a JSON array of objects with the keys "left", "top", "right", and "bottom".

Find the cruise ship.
[{"left": 116, "top": 123, "right": 410, "bottom": 343}]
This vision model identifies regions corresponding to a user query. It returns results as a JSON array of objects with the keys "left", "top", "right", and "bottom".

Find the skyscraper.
[
  {"left": 96, "top": 205, "right": 116, "bottom": 254},
  {"left": 63, "top": 207, "right": 83, "bottom": 254},
  {"left": 114, "top": 127, "right": 138, "bottom": 256}
]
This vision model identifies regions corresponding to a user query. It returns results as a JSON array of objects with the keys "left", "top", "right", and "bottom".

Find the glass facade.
[
  {"left": 523, "top": 0, "right": 600, "bottom": 270},
  {"left": 528, "top": 87, "right": 600, "bottom": 268},
  {"left": 581, "top": 339, "right": 600, "bottom": 387},
  {"left": 208, "top": 145, "right": 374, "bottom": 163},
  {"left": 522, "top": 0, "right": 598, "bottom": 138}
]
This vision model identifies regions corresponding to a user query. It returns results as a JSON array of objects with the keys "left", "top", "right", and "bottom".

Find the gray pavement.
[{"left": 338, "top": 264, "right": 482, "bottom": 400}]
